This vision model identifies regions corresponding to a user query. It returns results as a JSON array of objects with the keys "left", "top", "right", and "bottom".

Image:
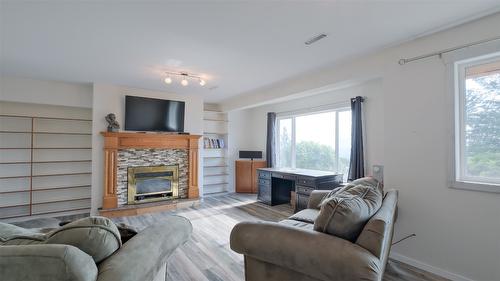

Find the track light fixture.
[{"left": 163, "top": 71, "right": 206, "bottom": 87}]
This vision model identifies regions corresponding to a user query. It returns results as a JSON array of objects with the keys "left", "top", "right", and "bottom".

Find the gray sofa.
[
  {"left": 0, "top": 215, "right": 192, "bottom": 281},
  {"left": 230, "top": 188, "right": 398, "bottom": 281}
]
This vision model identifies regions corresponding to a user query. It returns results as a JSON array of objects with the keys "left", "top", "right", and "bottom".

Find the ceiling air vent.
[{"left": 305, "top": 33, "right": 327, "bottom": 45}]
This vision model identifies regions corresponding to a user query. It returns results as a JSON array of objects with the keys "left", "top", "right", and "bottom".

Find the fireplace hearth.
[{"left": 127, "top": 165, "right": 179, "bottom": 204}]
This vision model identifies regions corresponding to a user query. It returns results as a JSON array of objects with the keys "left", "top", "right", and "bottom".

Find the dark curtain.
[
  {"left": 348, "top": 96, "right": 365, "bottom": 181},
  {"left": 266, "top": 112, "right": 277, "bottom": 167}
]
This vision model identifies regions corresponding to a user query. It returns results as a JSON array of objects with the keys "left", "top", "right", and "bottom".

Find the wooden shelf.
[
  {"left": 0, "top": 189, "right": 30, "bottom": 194},
  {"left": 33, "top": 197, "right": 91, "bottom": 205},
  {"left": 203, "top": 109, "right": 228, "bottom": 195},
  {"left": 204, "top": 132, "right": 228, "bottom": 135},
  {"left": 0, "top": 175, "right": 30, "bottom": 179},
  {"left": 33, "top": 185, "right": 91, "bottom": 192},
  {"left": 0, "top": 172, "right": 91, "bottom": 180},
  {"left": 32, "top": 172, "right": 91, "bottom": 178},
  {"left": 204, "top": 173, "right": 229, "bottom": 177},
  {"left": 0, "top": 185, "right": 91, "bottom": 194},
  {"left": 204, "top": 165, "right": 228, "bottom": 168},
  {"left": 204, "top": 119, "right": 228, "bottom": 122},
  {"left": 0, "top": 113, "right": 92, "bottom": 220},
  {"left": 0, "top": 203, "right": 30, "bottom": 209},
  {"left": 204, "top": 156, "right": 226, "bottom": 158},
  {"left": 33, "top": 160, "right": 92, "bottom": 164},
  {"left": 204, "top": 182, "right": 229, "bottom": 186}
]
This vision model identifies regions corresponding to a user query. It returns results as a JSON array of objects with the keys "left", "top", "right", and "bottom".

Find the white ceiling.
[{"left": 1, "top": 1, "right": 500, "bottom": 103}]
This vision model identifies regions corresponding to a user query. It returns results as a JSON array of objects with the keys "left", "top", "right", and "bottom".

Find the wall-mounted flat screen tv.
[{"left": 125, "top": 95, "right": 185, "bottom": 132}]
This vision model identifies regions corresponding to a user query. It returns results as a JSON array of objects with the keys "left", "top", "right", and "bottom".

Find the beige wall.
[
  {"left": 226, "top": 13, "right": 500, "bottom": 281},
  {"left": 0, "top": 76, "right": 92, "bottom": 108}
]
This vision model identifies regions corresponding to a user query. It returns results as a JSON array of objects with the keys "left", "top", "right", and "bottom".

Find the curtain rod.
[
  {"left": 398, "top": 35, "right": 500, "bottom": 65},
  {"left": 275, "top": 96, "right": 367, "bottom": 116}
]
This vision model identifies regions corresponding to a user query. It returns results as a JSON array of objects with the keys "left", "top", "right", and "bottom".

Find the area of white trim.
[{"left": 390, "top": 252, "right": 475, "bottom": 281}]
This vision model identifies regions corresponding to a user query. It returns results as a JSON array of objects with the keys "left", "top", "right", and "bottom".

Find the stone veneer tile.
[{"left": 117, "top": 148, "right": 188, "bottom": 206}]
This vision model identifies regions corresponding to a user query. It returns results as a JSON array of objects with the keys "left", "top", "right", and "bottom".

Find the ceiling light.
[{"left": 163, "top": 71, "right": 206, "bottom": 87}]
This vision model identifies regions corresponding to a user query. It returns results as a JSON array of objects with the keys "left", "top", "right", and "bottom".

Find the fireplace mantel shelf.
[
  {"left": 100, "top": 131, "right": 202, "bottom": 149},
  {"left": 100, "top": 131, "right": 201, "bottom": 215}
]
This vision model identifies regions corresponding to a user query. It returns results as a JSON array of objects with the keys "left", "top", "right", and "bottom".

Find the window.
[
  {"left": 277, "top": 107, "right": 351, "bottom": 179},
  {"left": 453, "top": 53, "right": 500, "bottom": 190}
]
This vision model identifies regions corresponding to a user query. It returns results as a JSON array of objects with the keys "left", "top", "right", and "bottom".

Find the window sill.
[{"left": 450, "top": 180, "right": 500, "bottom": 193}]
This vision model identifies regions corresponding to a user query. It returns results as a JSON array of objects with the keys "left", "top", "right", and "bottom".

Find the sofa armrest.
[
  {"left": 97, "top": 215, "right": 192, "bottom": 281},
  {"left": 230, "top": 221, "right": 381, "bottom": 281},
  {"left": 0, "top": 244, "right": 97, "bottom": 281},
  {"left": 307, "top": 189, "right": 337, "bottom": 209}
]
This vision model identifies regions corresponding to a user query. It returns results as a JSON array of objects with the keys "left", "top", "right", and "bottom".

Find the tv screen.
[{"left": 125, "top": 96, "right": 185, "bottom": 132}]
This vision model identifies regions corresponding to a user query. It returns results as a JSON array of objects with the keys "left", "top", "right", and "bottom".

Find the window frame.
[
  {"left": 451, "top": 52, "right": 500, "bottom": 192},
  {"left": 276, "top": 103, "right": 351, "bottom": 173}
]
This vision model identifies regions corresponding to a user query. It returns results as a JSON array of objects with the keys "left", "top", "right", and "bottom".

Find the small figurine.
[{"left": 105, "top": 113, "right": 120, "bottom": 132}]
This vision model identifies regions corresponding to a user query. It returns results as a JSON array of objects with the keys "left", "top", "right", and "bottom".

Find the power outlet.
[{"left": 372, "top": 165, "right": 384, "bottom": 184}]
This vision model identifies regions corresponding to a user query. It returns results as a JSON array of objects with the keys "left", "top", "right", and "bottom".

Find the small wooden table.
[{"left": 256, "top": 168, "right": 343, "bottom": 212}]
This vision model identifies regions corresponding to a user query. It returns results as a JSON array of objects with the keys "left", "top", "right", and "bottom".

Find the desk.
[{"left": 256, "top": 168, "right": 343, "bottom": 212}]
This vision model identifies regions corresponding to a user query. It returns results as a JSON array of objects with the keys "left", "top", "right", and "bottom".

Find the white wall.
[
  {"left": 91, "top": 84, "right": 204, "bottom": 213},
  {"left": 226, "top": 13, "right": 500, "bottom": 281},
  {"left": 0, "top": 76, "right": 93, "bottom": 108}
]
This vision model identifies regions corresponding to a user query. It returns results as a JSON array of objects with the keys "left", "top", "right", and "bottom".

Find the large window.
[
  {"left": 277, "top": 107, "right": 351, "bottom": 178},
  {"left": 454, "top": 53, "right": 500, "bottom": 190}
]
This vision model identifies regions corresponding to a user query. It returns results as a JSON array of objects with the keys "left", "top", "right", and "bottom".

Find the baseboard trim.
[{"left": 389, "top": 252, "right": 474, "bottom": 281}]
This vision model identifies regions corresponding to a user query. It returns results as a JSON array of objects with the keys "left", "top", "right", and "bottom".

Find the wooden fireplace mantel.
[{"left": 100, "top": 132, "right": 201, "bottom": 210}]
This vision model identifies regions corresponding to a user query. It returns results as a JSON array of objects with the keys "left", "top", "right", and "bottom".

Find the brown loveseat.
[{"left": 230, "top": 185, "right": 398, "bottom": 281}]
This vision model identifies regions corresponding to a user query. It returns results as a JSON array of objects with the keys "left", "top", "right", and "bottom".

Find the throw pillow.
[
  {"left": 46, "top": 216, "right": 122, "bottom": 263},
  {"left": 314, "top": 184, "right": 383, "bottom": 242}
]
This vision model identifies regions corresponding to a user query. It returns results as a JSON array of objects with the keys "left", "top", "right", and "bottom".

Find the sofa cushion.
[
  {"left": 313, "top": 184, "right": 383, "bottom": 242},
  {"left": 288, "top": 209, "right": 319, "bottom": 223},
  {"left": 0, "top": 222, "right": 46, "bottom": 245},
  {"left": 279, "top": 219, "right": 314, "bottom": 231},
  {"left": 344, "top": 177, "right": 383, "bottom": 193},
  {"left": 46, "top": 216, "right": 122, "bottom": 263}
]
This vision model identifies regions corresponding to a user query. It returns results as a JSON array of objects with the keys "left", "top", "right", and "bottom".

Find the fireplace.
[{"left": 127, "top": 165, "right": 179, "bottom": 204}]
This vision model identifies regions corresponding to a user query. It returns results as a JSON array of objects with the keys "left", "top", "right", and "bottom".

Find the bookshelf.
[
  {"left": 0, "top": 110, "right": 92, "bottom": 220},
  {"left": 202, "top": 109, "right": 228, "bottom": 194}
]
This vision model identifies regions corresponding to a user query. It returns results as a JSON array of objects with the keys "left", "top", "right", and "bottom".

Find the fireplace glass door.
[{"left": 127, "top": 165, "right": 179, "bottom": 204}]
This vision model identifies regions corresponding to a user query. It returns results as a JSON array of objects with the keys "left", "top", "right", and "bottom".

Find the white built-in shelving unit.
[
  {"left": 0, "top": 102, "right": 92, "bottom": 221},
  {"left": 203, "top": 107, "right": 229, "bottom": 194}
]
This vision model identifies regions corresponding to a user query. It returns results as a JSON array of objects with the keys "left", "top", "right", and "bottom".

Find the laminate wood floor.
[{"left": 111, "top": 193, "right": 450, "bottom": 281}]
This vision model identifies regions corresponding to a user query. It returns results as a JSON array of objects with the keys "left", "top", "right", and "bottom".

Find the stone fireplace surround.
[
  {"left": 99, "top": 132, "right": 201, "bottom": 217},
  {"left": 117, "top": 149, "right": 187, "bottom": 205}
]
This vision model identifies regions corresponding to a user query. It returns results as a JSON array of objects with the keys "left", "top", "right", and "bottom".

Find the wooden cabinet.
[{"left": 235, "top": 160, "right": 267, "bottom": 193}]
